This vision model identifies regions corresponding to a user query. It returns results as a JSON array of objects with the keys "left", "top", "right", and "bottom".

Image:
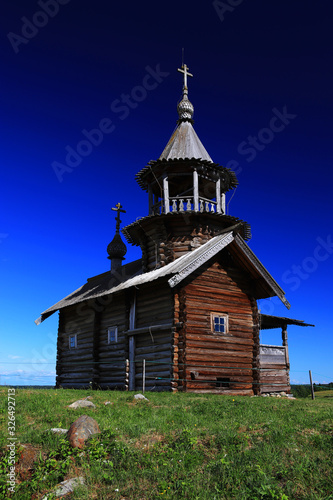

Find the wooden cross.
[
  {"left": 111, "top": 202, "right": 126, "bottom": 233},
  {"left": 177, "top": 63, "right": 193, "bottom": 90}
]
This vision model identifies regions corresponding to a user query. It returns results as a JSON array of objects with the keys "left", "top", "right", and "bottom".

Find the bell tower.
[{"left": 123, "top": 64, "right": 251, "bottom": 271}]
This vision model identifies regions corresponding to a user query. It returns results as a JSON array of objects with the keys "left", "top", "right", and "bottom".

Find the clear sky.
[{"left": 1, "top": 1, "right": 332, "bottom": 386}]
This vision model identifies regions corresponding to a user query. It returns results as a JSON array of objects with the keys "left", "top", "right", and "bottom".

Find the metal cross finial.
[
  {"left": 177, "top": 63, "right": 193, "bottom": 91},
  {"left": 111, "top": 202, "right": 126, "bottom": 233}
]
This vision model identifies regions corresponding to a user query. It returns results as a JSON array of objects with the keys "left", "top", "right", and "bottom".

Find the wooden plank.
[
  {"left": 260, "top": 354, "right": 286, "bottom": 365},
  {"left": 186, "top": 347, "right": 252, "bottom": 358},
  {"left": 135, "top": 342, "right": 172, "bottom": 355},
  {"left": 185, "top": 333, "right": 253, "bottom": 346}
]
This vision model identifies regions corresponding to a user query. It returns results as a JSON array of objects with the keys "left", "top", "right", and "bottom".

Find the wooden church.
[{"left": 37, "top": 64, "right": 313, "bottom": 395}]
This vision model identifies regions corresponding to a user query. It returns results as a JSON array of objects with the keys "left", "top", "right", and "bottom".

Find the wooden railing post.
[
  {"left": 163, "top": 174, "right": 169, "bottom": 214},
  {"left": 282, "top": 326, "right": 289, "bottom": 369},
  {"left": 193, "top": 169, "right": 199, "bottom": 212},
  {"left": 125, "top": 359, "right": 129, "bottom": 391},
  {"left": 142, "top": 359, "right": 146, "bottom": 394},
  {"left": 309, "top": 370, "right": 315, "bottom": 400}
]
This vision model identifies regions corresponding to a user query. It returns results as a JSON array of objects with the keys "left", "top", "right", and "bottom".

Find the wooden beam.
[
  {"left": 148, "top": 184, "right": 153, "bottom": 215},
  {"left": 216, "top": 178, "right": 221, "bottom": 213},
  {"left": 221, "top": 193, "right": 226, "bottom": 214},
  {"left": 193, "top": 169, "right": 199, "bottom": 212},
  {"left": 125, "top": 323, "right": 173, "bottom": 336},
  {"left": 129, "top": 293, "right": 136, "bottom": 390},
  {"left": 163, "top": 173, "right": 170, "bottom": 214},
  {"left": 309, "top": 370, "right": 315, "bottom": 400},
  {"left": 282, "top": 326, "right": 290, "bottom": 368}
]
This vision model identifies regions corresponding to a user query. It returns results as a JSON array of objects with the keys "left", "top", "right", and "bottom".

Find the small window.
[
  {"left": 69, "top": 334, "right": 77, "bottom": 349},
  {"left": 216, "top": 377, "right": 230, "bottom": 388},
  {"left": 108, "top": 326, "right": 118, "bottom": 344},
  {"left": 211, "top": 313, "right": 228, "bottom": 334}
]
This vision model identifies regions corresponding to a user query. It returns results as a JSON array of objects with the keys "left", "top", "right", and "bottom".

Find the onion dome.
[
  {"left": 107, "top": 203, "right": 127, "bottom": 271},
  {"left": 107, "top": 233, "right": 127, "bottom": 261},
  {"left": 177, "top": 91, "right": 194, "bottom": 122}
]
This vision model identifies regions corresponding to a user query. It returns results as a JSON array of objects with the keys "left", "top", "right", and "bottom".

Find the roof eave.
[{"left": 232, "top": 234, "right": 291, "bottom": 309}]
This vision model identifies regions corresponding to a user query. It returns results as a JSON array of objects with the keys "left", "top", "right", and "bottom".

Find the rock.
[
  {"left": 50, "top": 428, "right": 68, "bottom": 434},
  {"left": 41, "top": 476, "right": 85, "bottom": 499},
  {"left": 67, "top": 415, "right": 100, "bottom": 449},
  {"left": 104, "top": 401, "right": 113, "bottom": 405},
  {"left": 280, "top": 392, "right": 287, "bottom": 397},
  {"left": 68, "top": 399, "right": 96, "bottom": 409},
  {"left": 134, "top": 393, "right": 148, "bottom": 401}
]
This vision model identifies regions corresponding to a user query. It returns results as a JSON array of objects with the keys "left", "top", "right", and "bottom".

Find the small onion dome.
[
  {"left": 107, "top": 233, "right": 127, "bottom": 261},
  {"left": 177, "top": 93, "right": 194, "bottom": 122}
]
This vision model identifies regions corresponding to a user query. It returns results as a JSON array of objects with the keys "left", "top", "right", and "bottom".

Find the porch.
[{"left": 258, "top": 314, "right": 314, "bottom": 394}]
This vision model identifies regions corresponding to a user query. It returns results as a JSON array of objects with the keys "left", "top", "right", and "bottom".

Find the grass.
[
  {"left": 0, "top": 388, "right": 332, "bottom": 499},
  {"left": 312, "top": 390, "right": 333, "bottom": 399}
]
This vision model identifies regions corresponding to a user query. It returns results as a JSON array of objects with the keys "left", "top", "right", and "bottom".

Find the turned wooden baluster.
[
  {"left": 172, "top": 199, "right": 177, "bottom": 212},
  {"left": 200, "top": 199, "right": 204, "bottom": 212}
]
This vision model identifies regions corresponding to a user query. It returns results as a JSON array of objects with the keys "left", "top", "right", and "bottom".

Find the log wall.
[
  {"left": 56, "top": 293, "right": 129, "bottom": 389},
  {"left": 56, "top": 302, "right": 96, "bottom": 388},
  {"left": 176, "top": 258, "right": 258, "bottom": 395},
  {"left": 97, "top": 292, "right": 128, "bottom": 389},
  {"left": 133, "top": 282, "right": 174, "bottom": 391}
]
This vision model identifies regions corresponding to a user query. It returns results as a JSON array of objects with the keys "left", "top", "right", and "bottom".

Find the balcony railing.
[{"left": 151, "top": 197, "right": 218, "bottom": 215}]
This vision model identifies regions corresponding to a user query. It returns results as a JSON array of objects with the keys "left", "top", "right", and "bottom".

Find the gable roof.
[{"left": 36, "top": 232, "right": 290, "bottom": 325}]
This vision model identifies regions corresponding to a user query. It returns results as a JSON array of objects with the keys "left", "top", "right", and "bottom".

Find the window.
[
  {"left": 211, "top": 313, "right": 228, "bottom": 334},
  {"left": 108, "top": 326, "right": 118, "bottom": 343},
  {"left": 69, "top": 334, "right": 77, "bottom": 349},
  {"left": 216, "top": 377, "right": 230, "bottom": 388}
]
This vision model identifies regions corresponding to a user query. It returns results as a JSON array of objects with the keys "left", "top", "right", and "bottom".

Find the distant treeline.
[{"left": 291, "top": 383, "right": 333, "bottom": 398}]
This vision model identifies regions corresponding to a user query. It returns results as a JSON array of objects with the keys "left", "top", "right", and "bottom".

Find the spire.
[
  {"left": 177, "top": 63, "right": 194, "bottom": 123},
  {"left": 159, "top": 63, "right": 212, "bottom": 162},
  {"left": 107, "top": 203, "right": 127, "bottom": 271}
]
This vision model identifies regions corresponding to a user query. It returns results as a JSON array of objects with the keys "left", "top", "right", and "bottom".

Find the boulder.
[
  {"left": 68, "top": 399, "right": 96, "bottom": 409},
  {"left": 67, "top": 415, "right": 100, "bottom": 449},
  {"left": 134, "top": 393, "right": 148, "bottom": 401},
  {"left": 41, "top": 476, "right": 85, "bottom": 499}
]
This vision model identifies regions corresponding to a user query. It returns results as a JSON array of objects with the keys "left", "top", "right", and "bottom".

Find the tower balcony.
[{"left": 151, "top": 196, "right": 221, "bottom": 215}]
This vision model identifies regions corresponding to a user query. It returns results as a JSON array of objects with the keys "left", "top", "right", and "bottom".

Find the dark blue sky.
[{"left": 1, "top": 0, "right": 332, "bottom": 385}]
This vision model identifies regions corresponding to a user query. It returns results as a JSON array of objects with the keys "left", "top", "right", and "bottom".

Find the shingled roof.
[
  {"left": 36, "top": 232, "right": 291, "bottom": 325},
  {"left": 159, "top": 120, "right": 213, "bottom": 162},
  {"left": 259, "top": 314, "right": 314, "bottom": 330}
]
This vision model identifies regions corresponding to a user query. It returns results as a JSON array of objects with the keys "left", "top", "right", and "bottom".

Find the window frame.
[
  {"left": 108, "top": 326, "right": 118, "bottom": 344},
  {"left": 211, "top": 313, "right": 229, "bottom": 335},
  {"left": 69, "top": 334, "right": 77, "bottom": 349}
]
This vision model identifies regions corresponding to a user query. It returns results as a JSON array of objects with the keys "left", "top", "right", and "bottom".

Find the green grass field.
[{"left": 0, "top": 388, "right": 332, "bottom": 499}]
